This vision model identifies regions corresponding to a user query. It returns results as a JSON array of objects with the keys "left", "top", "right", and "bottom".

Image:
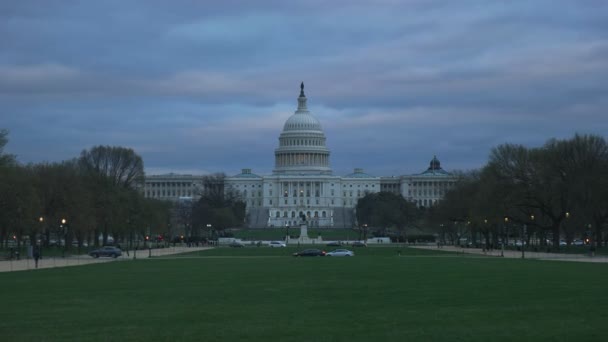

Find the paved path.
[
  {"left": 410, "top": 245, "right": 608, "bottom": 263},
  {"left": 0, "top": 246, "right": 213, "bottom": 273}
]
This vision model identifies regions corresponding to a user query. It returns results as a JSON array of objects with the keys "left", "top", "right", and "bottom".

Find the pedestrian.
[{"left": 33, "top": 246, "right": 41, "bottom": 268}]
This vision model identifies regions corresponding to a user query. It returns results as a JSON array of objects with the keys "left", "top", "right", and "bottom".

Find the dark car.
[
  {"left": 229, "top": 241, "right": 245, "bottom": 248},
  {"left": 89, "top": 246, "right": 122, "bottom": 258},
  {"left": 326, "top": 241, "right": 342, "bottom": 247},
  {"left": 293, "top": 249, "right": 326, "bottom": 257},
  {"left": 351, "top": 241, "right": 367, "bottom": 247}
]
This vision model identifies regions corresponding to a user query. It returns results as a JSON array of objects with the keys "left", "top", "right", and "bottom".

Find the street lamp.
[
  {"left": 563, "top": 211, "right": 570, "bottom": 249},
  {"left": 502, "top": 217, "right": 509, "bottom": 257},
  {"left": 206, "top": 224, "right": 213, "bottom": 245},
  {"left": 285, "top": 223, "right": 290, "bottom": 244},
  {"left": 38, "top": 216, "right": 44, "bottom": 246},
  {"left": 60, "top": 218, "right": 67, "bottom": 257},
  {"left": 587, "top": 223, "right": 594, "bottom": 256},
  {"left": 482, "top": 219, "right": 488, "bottom": 251}
]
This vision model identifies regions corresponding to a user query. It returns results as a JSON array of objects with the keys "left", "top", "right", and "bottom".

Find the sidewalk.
[
  {"left": 0, "top": 246, "right": 212, "bottom": 273},
  {"left": 410, "top": 245, "right": 608, "bottom": 263}
]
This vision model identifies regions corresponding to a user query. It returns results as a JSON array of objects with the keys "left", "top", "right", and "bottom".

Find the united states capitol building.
[{"left": 143, "top": 84, "right": 457, "bottom": 228}]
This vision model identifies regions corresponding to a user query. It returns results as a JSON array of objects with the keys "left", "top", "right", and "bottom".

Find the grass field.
[{"left": 1, "top": 246, "right": 607, "bottom": 341}]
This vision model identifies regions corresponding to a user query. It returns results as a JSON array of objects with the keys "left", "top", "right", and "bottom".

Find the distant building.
[
  {"left": 144, "top": 83, "right": 457, "bottom": 228},
  {"left": 143, "top": 174, "right": 202, "bottom": 201}
]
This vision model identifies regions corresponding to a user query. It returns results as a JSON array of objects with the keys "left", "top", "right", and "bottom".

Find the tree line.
[
  {"left": 174, "top": 173, "right": 246, "bottom": 243},
  {"left": 431, "top": 134, "right": 608, "bottom": 249},
  {"left": 354, "top": 134, "right": 607, "bottom": 250},
  {"left": 0, "top": 129, "right": 172, "bottom": 250},
  {"left": 0, "top": 129, "right": 247, "bottom": 250}
]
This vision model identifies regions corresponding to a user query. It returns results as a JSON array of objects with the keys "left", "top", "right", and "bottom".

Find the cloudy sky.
[{"left": 1, "top": 0, "right": 607, "bottom": 177}]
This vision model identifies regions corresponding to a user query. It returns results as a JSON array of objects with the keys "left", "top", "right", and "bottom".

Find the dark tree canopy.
[
  {"left": 78, "top": 145, "right": 144, "bottom": 188},
  {"left": 192, "top": 174, "right": 246, "bottom": 233},
  {"left": 0, "top": 129, "right": 16, "bottom": 168},
  {"left": 356, "top": 191, "right": 420, "bottom": 239},
  {"left": 433, "top": 133, "right": 608, "bottom": 249}
]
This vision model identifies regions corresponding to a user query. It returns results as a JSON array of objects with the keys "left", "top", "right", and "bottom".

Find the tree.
[
  {"left": 434, "top": 134, "right": 608, "bottom": 251},
  {"left": 192, "top": 174, "right": 246, "bottom": 237},
  {"left": 30, "top": 161, "right": 94, "bottom": 249},
  {"left": 356, "top": 192, "right": 420, "bottom": 242},
  {"left": 0, "top": 129, "right": 16, "bottom": 168},
  {"left": 78, "top": 146, "right": 145, "bottom": 246},
  {"left": 78, "top": 145, "right": 144, "bottom": 188},
  {"left": 0, "top": 165, "right": 41, "bottom": 248}
]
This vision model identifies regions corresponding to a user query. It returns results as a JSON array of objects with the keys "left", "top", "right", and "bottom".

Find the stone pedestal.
[{"left": 299, "top": 224, "right": 309, "bottom": 240}]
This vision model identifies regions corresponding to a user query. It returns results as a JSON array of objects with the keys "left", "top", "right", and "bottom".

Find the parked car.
[
  {"left": 351, "top": 241, "right": 367, "bottom": 247},
  {"left": 325, "top": 249, "right": 354, "bottom": 257},
  {"left": 269, "top": 241, "right": 286, "bottom": 248},
  {"left": 229, "top": 241, "right": 245, "bottom": 248},
  {"left": 89, "top": 246, "right": 122, "bottom": 258},
  {"left": 573, "top": 239, "right": 585, "bottom": 246},
  {"left": 326, "top": 241, "right": 342, "bottom": 247},
  {"left": 293, "top": 249, "right": 326, "bottom": 257}
]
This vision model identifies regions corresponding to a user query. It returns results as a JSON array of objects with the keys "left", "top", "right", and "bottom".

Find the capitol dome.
[
  {"left": 273, "top": 83, "right": 332, "bottom": 175},
  {"left": 283, "top": 112, "right": 323, "bottom": 132}
]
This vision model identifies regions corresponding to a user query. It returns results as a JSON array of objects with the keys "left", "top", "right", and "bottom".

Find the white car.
[
  {"left": 325, "top": 249, "right": 354, "bottom": 257},
  {"left": 269, "top": 241, "right": 286, "bottom": 248}
]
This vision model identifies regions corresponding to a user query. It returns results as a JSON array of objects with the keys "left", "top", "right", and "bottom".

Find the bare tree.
[{"left": 78, "top": 145, "right": 144, "bottom": 188}]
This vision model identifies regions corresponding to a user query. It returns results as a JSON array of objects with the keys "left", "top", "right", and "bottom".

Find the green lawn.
[{"left": 1, "top": 247, "right": 607, "bottom": 341}]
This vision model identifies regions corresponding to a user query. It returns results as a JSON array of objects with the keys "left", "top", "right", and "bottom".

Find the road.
[
  {"left": 410, "top": 245, "right": 608, "bottom": 263},
  {"left": 0, "top": 246, "right": 212, "bottom": 273}
]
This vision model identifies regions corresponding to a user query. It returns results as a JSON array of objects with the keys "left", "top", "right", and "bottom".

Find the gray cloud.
[{"left": 1, "top": 0, "right": 607, "bottom": 176}]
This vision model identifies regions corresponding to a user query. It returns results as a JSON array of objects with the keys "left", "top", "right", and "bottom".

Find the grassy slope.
[{"left": 1, "top": 247, "right": 607, "bottom": 341}]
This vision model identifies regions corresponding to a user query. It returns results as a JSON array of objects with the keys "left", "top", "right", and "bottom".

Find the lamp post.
[
  {"left": 502, "top": 217, "right": 508, "bottom": 257},
  {"left": 60, "top": 218, "right": 67, "bottom": 258},
  {"left": 38, "top": 216, "right": 44, "bottom": 247},
  {"left": 206, "top": 224, "right": 213, "bottom": 245},
  {"left": 285, "top": 223, "right": 289, "bottom": 244},
  {"left": 483, "top": 219, "right": 488, "bottom": 251},
  {"left": 564, "top": 211, "right": 570, "bottom": 249},
  {"left": 587, "top": 223, "right": 594, "bottom": 256},
  {"left": 521, "top": 224, "right": 527, "bottom": 259}
]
